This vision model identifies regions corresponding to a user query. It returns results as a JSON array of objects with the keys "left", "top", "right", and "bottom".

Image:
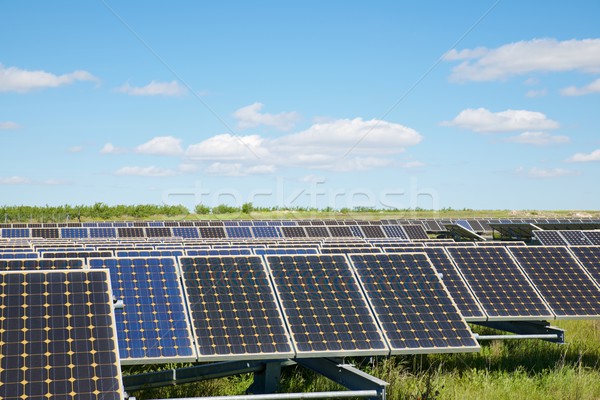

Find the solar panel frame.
[
  {"left": 179, "top": 256, "right": 295, "bottom": 361},
  {"left": 348, "top": 253, "right": 480, "bottom": 354},
  {"left": 265, "top": 254, "right": 389, "bottom": 358},
  {"left": 88, "top": 256, "right": 197, "bottom": 364},
  {"left": 0, "top": 269, "right": 124, "bottom": 399}
]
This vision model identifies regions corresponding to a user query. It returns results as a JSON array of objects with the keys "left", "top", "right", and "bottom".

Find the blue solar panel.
[
  {"left": 115, "top": 250, "right": 184, "bottom": 258},
  {"left": 186, "top": 249, "right": 253, "bottom": 256},
  {"left": 381, "top": 225, "right": 409, "bottom": 239},
  {"left": 88, "top": 257, "right": 196, "bottom": 363},
  {"left": 60, "top": 227, "right": 89, "bottom": 238},
  {"left": 254, "top": 248, "right": 319, "bottom": 255},
  {"left": 251, "top": 226, "right": 282, "bottom": 238},
  {"left": 349, "top": 226, "right": 364, "bottom": 238},
  {"left": 172, "top": 227, "right": 200, "bottom": 238},
  {"left": 89, "top": 228, "right": 117, "bottom": 238},
  {"left": 225, "top": 227, "right": 254, "bottom": 238},
  {"left": 0, "top": 252, "right": 39, "bottom": 259},
  {"left": 1, "top": 228, "right": 30, "bottom": 238}
]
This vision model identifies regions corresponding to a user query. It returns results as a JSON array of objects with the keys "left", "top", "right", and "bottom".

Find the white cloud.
[
  {"left": 0, "top": 121, "right": 20, "bottom": 130},
  {"left": 233, "top": 102, "right": 300, "bottom": 131},
  {"left": 0, "top": 63, "right": 97, "bottom": 93},
  {"left": 0, "top": 176, "right": 30, "bottom": 185},
  {"left": 442, "top": 108, "right": 559, "bottom": 133},
  {"left": 561, "top": 78, "right": 600, "bottom": 96},
  {"left": 205, "top": 162, "right": 276, "bottom": 176},
  {"left": 115, "top": 166, "right": 175, "bottom": 177},
  {"left": 568, "top": 149, "right": 600, "bottom": 163},
  {"left": 506, "top": 131, "right": 569, "bottom": 146},
  {"left": 42, "top": 179, "right": 70, "bottom": 186},
  {"left": 326, "top": 157, "right": 393, "bottom": 172},
  {"left": 116, "top": 80, "right": 187, "bottom": 96},
  {"left": 444, "top": 38, "right": 600, "bottom": 82},
  {"left": 186, "top": 134, "right": 269, "bottom": 160},
  {"left": 100, "top": 142, "right": 126, "bottom": 154},
  {"left": 136, "top": 136, "right": 183, "bottom": 156},
  {"left": 515, "top": 166, "right": 580, "bottom": 179}
]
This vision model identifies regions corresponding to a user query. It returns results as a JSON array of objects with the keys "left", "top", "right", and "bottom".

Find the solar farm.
[{"left": 1, "top": 217, "right": 600, "bottom": 399}]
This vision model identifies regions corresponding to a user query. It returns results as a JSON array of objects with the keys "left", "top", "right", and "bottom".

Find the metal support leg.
[
  {"left": 247, "top": 361, "right": 283, "bottom": 394},
  {"left": 296, "top": 358, "right": 387, "bottom": 400},
  {"left": 473, "top": 320, "right": 565, "bottom": 343}
]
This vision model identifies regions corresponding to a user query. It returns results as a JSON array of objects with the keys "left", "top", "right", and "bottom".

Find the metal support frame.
[
  {"left": 123, "top": 358, "right": 387, "bottom": 400},
  {"left": 296, "top": 358, "right": 387, "bottom": 400},
  {"left": 472, "top": 320, "right": 565, "bottom": 343}
]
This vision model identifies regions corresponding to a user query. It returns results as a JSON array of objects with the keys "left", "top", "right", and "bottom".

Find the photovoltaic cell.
[
  {"left": 60, "top": 228, "right": 89, "bottom": 239},
  {"left": 402, "top": 225, "right": 429, "bottom": 240},
  {"left": 41, "top": 251, "right": 114, "bottom": 260},
  {"left": 186, "top": 249, "right": 253, "bottom": 256},
  {"left": 304, "top": 226, "right": 331, "bottom": 238},
  {"left": 115, "top": 250, "right": 184, "bottom": 258},
  {"left": 570, "top": 246, "right": 600, "bottom": 284},
  {"left": 254, "top": 248, "right": 319, "bottom": 255},
  {"left": 349, "top": 253, "right": 479, "bottom": 353},
  {"left": 266, "top": 255, "right": 388, "bottom": 357},
  {"left": 381, "top": 225, "right": 409, "bottom": 239},
  {"left": 145, "top": 227, "right": 173, "bottom": 238},
  {"left": 1, "top": 229, "right": 31, "bottom": 238},
  {"left": 89, "top": 228, "right": 117, "bottom": 238},
  {"left": 508, "top": 246, "right": 600, "bottom": 318},
  {"left": 0, "top": 270, "right": 123, "bottom": 399},
  {"left": 198, "top": 227, "right": 227, "bottom": 239},
  {"left": 281, "top": 226, "right": 308, "bottom": 238},
  {"left": 558, "top": 230, "right": 593, "bottom": 246},
  {"left": 319, "top": 247, "right": 382, "bottom": 254},
  {"left": 328, "top": 226, "right": 354, "bottom": 237},
  {"left": 172, "top": 227, "right": 199, "bottom": 238},
  {"left": 179, "top": 256, "right": 294, "bottom": 361},
  {"left": 446, "top": 247, "right": 553, "bottom": 320},
  {"left": 225, "top": 227, "right": 254, "bottom": 239},
  {"left": 583, "top": 232, "right": 600, "bottom": 245},
  {"left": 359, "top": 225, "right": 386, "bottom": 238},
  {"left": 0, "top": 252, "right": 39, "bottom": 259},
  {"left": 88, "top": 257, "right": 196, "bottom": 363},
  {"left": 251, "top": 226, "right": 282, "bottom": 238}
]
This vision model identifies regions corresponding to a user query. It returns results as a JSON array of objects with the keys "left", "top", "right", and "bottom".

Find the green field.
[{"left": 126, "top": 320, "right": 600, "bottom": 399}]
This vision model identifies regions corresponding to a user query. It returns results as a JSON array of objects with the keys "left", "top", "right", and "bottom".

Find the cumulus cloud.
[
  {"left": 233, "top": 102, "right": 300, "bottom": 131},
  {"left": 0, "top": 176, "right": 31, "bottom": 185},
  {"left": 515, "top": 167, "right": 580, "bottom": 179},
  {"left": 561, "top": 78, "right": 600, "bottom": 96},
  {"left": 136, "top": 136, "right": 183, "bottom": 156},
  {"left": 115, "top": 166, "right": 175, "bottom": 177},
  {"left": 568, "top": 149, "right": 600, "bottom": 163},
  {"left": 0, "top": 121, "right": 20, "bottom": 130},
  {"left": 186, "top": 134, "right": 269, "bottom": 160},
  {"left": 0, "top": 63, "right": 97, "bottom": 93},
  {"left": 205, "top": 162, "right": 277, "bottom": 176},
  {"left": 526, "top": 89, "right": 547, "bottom": 98},
  {"left": 505, "top": 131, "right": 569, "bottom": 146},
  {"left": 444, "top": 38, "right": 600, "bottom": 82},
  {"left": 116, "top": 80, "right": 187, "bottom": 96},
  {"left": 442, "top": 108, "right": 559, "bottom": 133},
  {"left": 100, "top": 143, "right": 126, "bottom": 154}
]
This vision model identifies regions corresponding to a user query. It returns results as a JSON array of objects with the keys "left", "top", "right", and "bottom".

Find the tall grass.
[{"left": 128, "top": 320, "right": 600, "bottom": 399}]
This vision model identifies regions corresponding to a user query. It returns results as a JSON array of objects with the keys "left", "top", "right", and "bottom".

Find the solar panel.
[
  {"left": 198, "top": 227, "right": 227, "bottom": 239},
  {"left": 319, "top": 247, "right": 382, "bottom": 254},
  {"left": 348, "top": 253, "right": 479, "bottom": 353},
  {"left": 445, "top": 247, "right": 553, "bottom": 320},
  {"left": 117, "top": 227, "right": 145, "bottom": 238},
  {"left": 0, "top": 270, "right": 123, "bottom": 399},
  {"left": 383, "top": 248, "right": 486, "bottom": 321},
  {"left": 179, "top": 256, "right": 294, "bottom": 361},
  {"left": 328, "top": 226, "right": 354, "bottom": 237},
  {"left": 0, "top": 258, "right": 85, "bottom": 271},
  {"left": 266, "top": 254, "right": 388, "bottom": 357},
  {"left": 115, "top": 250, "right": 184, "bottom": 258},
  {"left": 0, "top": 252, "right": 39, "bottom": 259},
  {"left": 304, "top": 226, "right": 331, "bottom": 238},
  {"left": 171, "top": 227, "right": 200, "bottom": 239},
  {"left": 88, "top": 257, "right": 196, "bottom": 363},
  {"left": 533, "top": 230, "right": 568, "bottom": 246},
  {"left": 381, "top": 225, "right": 409, "bottom": 239},
  {"left": 558, "top": 230, "right": 593, "bottom": 246},
  {"left": 359, "top": 225, "right": 386, "bottom": 238},
  {"left": 89, "top": 228, "right": 117, "bottom": 238},
  {"left": 254, "top": 248, "right": 319, "bottom": 255},
  {"left": 225, "top": 227, "right": 254, "bottom": 239},
  {"left": 251, "top": 226, "right": 282, "bottom": 238},
  {"left": 402, "top": 225, "right": 429, "bottom": 240},
  {"left": 583, "top": 232, "right": 600, "bottom": 245},
  {"left": 281, "top": 226, "right": 308, "bottom": 238},
  {"left": 348, "top": 226, "right": 364, "bottom": 238},
  {"left": 508, "top": 246, "right": 600, "bottom": 318},
  {"left": 31, "top": 228, "right": 60, "bottom": 239},
  {"left": 41, "top": 251, "right": 114, "bottom": 260},
  {"left": 570, "top": 246, "right": 600, "bottom": 285},
  {"left": 185, "top": 249, "right": 253, "bottom": 256},
  {"left": 60, "top": 227, "right": 89, "bottom": 238},
  {"left": 145, "top": 227, "right": 173, "bottom": 238}
]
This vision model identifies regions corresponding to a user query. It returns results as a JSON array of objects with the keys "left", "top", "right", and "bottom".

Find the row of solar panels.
[
  {"left": 2, "top": 217, "right": 599, "bottom": 231},
  {"left": 0, "top": 224, "right": 430, "bottom": 239},
  {"left": 4, "top": 245, "right": 600, "bottom": 364},
  {"left": 0, "top": 241, "right": 527, "bottom": 259},
  {"left": 534, "top": 230, "right": 600, "bottom": 246}
]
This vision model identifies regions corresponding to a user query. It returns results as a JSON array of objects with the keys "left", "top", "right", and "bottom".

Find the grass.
[{"left": 128, "top": 320, "right": 600, "bottom": 399}]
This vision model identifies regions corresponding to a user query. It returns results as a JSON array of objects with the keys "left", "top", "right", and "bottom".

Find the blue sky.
[{"left": 1, "top": 1, "right": 599, "bottom": 210}]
